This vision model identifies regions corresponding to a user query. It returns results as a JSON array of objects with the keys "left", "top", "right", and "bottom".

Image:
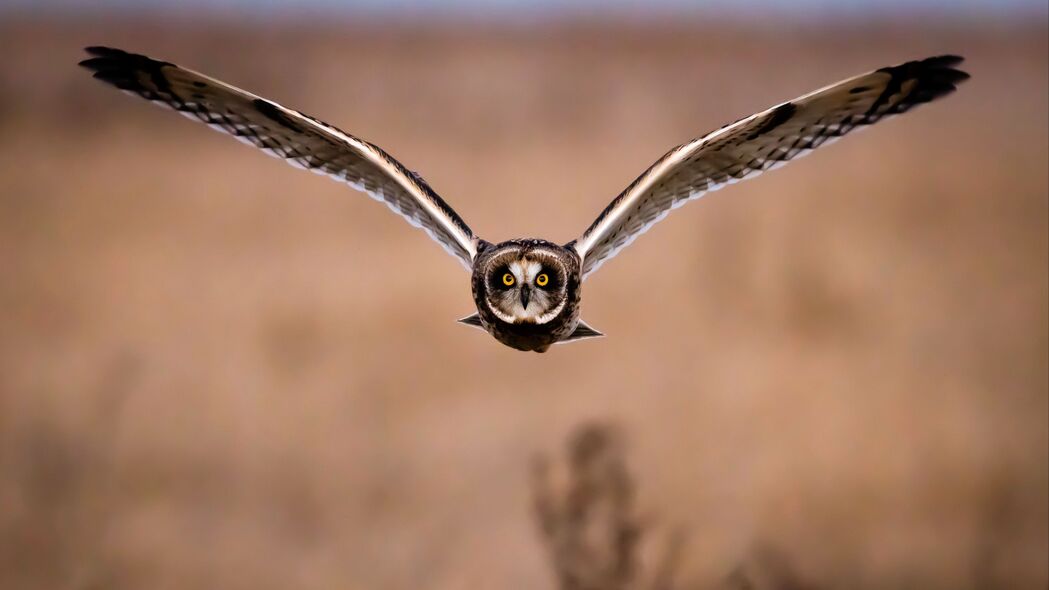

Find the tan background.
[{"left": 0, "top": 17, "right": 1046, "bottom": 590}]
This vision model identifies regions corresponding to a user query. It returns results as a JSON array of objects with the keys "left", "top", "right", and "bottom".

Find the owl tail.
[
  {"left": 457, "top": 313, "right": 485, "bottom": 329},
  {"left": 456, "top": 314, "right": 604, "bottom": 343},
  {"left": 560, "top": 320, "right": 604, "bottom": 343}
]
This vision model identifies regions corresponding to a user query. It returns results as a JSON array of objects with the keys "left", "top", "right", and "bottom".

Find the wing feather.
[
  {"left": 572, "top": 55, "right": 969, "bottom": 278},
  {"left": 79, "top": 46, "right": 478, "bottom": 269}
]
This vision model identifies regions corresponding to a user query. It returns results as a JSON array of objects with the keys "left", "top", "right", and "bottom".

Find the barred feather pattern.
[
  {"left": 79, "top": 46, "right": 478, "bottom": 269},
  {"left": 571, "top": 55, "right": 969, "bottom": 278}
]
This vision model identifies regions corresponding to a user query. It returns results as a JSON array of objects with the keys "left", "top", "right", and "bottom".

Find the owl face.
[{"left": 482, "top": 246, "right": 570, "bottom": 325}]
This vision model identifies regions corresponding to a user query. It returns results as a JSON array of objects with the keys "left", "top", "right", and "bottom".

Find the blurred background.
[{"left": 0, "top": 1, "right": 1046, "bottom": 588}]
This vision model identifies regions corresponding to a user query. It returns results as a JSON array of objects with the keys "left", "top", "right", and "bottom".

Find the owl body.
[
  {"left": 469, "top": 239, "right": 583, "bottom": 352},
  {"left": 80, "top": 48, "right": 967, "bottom": 352}
]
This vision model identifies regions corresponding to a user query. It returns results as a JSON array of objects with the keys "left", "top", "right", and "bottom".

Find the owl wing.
[
  {"left": 80, "top": 46, "right": 478, "bottom": 269},
  {"left": 569, "top": 55, "right": 968, "bottom": 279}
]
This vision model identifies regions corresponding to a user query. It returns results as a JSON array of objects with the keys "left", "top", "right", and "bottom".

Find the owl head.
[{"left": 475, "top": 240, "right": 578, "bottom": 325}]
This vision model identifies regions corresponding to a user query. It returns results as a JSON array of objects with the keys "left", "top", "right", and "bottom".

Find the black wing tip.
[
  {"left": 916, "top": 54, "right": 970, "bottom": 101},
  {"left": 79, "top": 46, "right": 174, "bottom": 93},
  {"left": 79, "top": 46, "right": 136, "bottom": 70},
  {"left": 83, "top": 45, "right": 124, "bottom": 57},
  {"left": 925, "top": 54, "right": 965, "bottom": 66},
  {"left": 896, "top": 54, "right": 969, "bottom": 84},
  {"left": 871, "top": 54, "right": 970, "bottom": 112},
  {"left": 78, "top": 46, "right": 168, "bottom": 73},
  {"left": 922, "top": 54, "right": 970, "bottom": 82}
]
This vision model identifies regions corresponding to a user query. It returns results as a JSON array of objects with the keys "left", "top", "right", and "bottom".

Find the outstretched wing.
[
  {"left": 570, "top": 55, "right": 968, "bottom": 278},
  {"left": 80, "top": 46, "right": 478, "bottom": 269}
]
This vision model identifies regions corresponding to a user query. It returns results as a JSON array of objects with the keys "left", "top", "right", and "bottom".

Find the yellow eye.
[
  {"left": 502, "top": 273, "right": 515, "bottom": 286},
  {"left": 536, "top": 273, "right": 549, "bottom": 287}
]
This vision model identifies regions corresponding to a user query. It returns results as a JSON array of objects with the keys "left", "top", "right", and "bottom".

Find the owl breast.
[{"left": 470, "top": 239, "right": 583, "bottom": 352}]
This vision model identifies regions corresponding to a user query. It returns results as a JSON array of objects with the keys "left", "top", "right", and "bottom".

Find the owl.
[{"left": 80, "top": 47, "right": 968, "bottom": 352}]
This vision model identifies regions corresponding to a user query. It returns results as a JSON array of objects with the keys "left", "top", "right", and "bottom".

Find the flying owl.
[{"left": 80, "top": 47, "right": 968, "bottom": 352}]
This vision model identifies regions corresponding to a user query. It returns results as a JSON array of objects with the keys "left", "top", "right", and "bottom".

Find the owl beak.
[{"left": 520, "top": 285, "right": 531, "bottom": 308}]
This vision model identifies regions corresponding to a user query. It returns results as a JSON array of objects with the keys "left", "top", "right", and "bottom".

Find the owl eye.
[
  {"left": 501, "top": 273, "right": 515, "bottom": 286},
  {"left": 536, "top": 273, "right": 549, "bottom": 287}
]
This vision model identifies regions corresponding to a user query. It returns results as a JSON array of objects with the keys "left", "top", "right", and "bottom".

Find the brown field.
[{"left": 0, "top": 16, "right": 1046, "bottom": 590}]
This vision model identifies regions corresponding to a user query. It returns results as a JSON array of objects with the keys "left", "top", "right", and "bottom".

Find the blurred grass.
[{"left": 0, "top": 17, "right": 1046, "bottom": 590}]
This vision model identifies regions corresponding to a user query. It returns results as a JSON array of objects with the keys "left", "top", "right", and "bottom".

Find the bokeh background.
[{"left": 1, "top": 1, "right": 1046, "bottom": 588}]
